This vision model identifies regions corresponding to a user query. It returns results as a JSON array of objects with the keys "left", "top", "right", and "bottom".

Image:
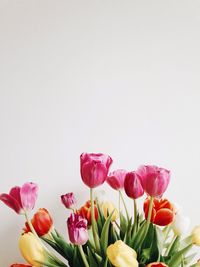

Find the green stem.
[
  {"left": 119, "top": 190, "right": 130, "bottom": 221},
  {"left": 78, "top": 245, "right": 90, "bottom": 267},
  {"left": 90, "top": 188, "right": 100, "bottom": 252},
  {"left": 118, "top": 190, "right": 121, "bottom": 213},
  {"left": 133, "top": 199, "right": 137, "bottom": 227},
  {"left": 140, "top": 196, "right": 154, "bottom": 247}
]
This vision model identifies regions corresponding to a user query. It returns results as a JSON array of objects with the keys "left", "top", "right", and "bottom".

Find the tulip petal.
[
  {"left": 20, "top": 182, "right": 38, "bottom": 211},
  {"left": 0, "top": 193, "right": 23, "bottom": 214},
  {"left": 154, "top": 208, "right": 174, "bottom": 226}
]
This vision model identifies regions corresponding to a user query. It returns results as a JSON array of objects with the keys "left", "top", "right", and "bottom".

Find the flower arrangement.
[{"left": 1, "top": 153, "right": 200, "bottom": 267}]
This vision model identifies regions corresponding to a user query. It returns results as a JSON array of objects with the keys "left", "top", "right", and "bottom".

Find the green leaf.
[
  {"left": 87, "top": 247, "right": 98, "bottom": 267},
  {"left": 100, "top": 210, "right": 115, "bottom": 255},
  {"left": 167, "top": 244, "right": 193, "bottom": 267}
]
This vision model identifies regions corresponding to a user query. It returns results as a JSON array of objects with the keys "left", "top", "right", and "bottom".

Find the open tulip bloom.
[{"left": 1, "top": 154, "right": 200, "bottom": 267}]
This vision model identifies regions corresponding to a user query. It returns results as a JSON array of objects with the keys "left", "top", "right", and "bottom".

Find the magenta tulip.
[
  {"left": 137, "top": 165, "right": 170, "bottom": 197},
  {"left": 61, "top": 192, "right": 76, "bottom": 209},
  {"left": 67, "top": 213, "right": 89, "bottom": 245},
  {"left": 107, "top": 169, "right": 127, "bottom": 191},
  {"left": 0, "top": 182, "right": 38, "bottom": 214},
  {"left": 124, "top": 172, "right": 144, "bottom": 199},
  {"left": 80, "top": 153, "right": 113, "bottom": 188}
]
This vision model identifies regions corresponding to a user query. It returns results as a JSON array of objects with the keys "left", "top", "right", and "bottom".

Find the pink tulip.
[
  {"left": 137, "top": 165, "right": 170, "bottom": 197},
  {"left": 0, "top": 182, "right": 38, "bottom": 214},
  {"left": 107, "top": 169, "right": 127, "bottom": 191},
  {"left": 80, "top": 153, "right": 113, "bottom": 188},
  {"left": 61, "top": 192, "right": 76, "bottom": 209},
  {"left": 67, "top": 213, "right": 89, "bottom": 245},
  {"left": 124, "top": 172, "right": 144, "bottom": 199}
]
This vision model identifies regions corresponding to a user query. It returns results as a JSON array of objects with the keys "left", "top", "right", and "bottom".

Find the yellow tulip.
[
  {"left": 107, "top": 240, "right": 138, "bottom": 267},
  {"left": 19, "top": 232, "right": 46, "bottom": 267},
  {"left": 101, "top": 201, "right": 119, "bottom": 221},
  {"left": 191, "top": 225, "right": 200, "bottom": 246}
]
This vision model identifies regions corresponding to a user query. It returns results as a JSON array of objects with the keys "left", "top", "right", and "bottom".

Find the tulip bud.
[
  {"left": 107, "top": 169, "right": 127, "bottom": 191},
  {"left": 124, "top": 172, "right": 144, "bottom": 199},
  {"left": 137, "top": 165, "right": 170, "bottom": 198},
  {"left": 19, "top": 232, "right": 46, "bottom": 267},
  {"left": 80, "top": 153, "right": 112, "bottom": 188},
  {"left": 77, "top": 200, "right": 98, "bottom": 225},
  {"left": 107, "top": 240, "right": 138, "bottom": 267},
  {"left": 172, "top": 213, "right": 190, "bottom": 236},
  {"left": 10, "top": 265, "right": 32, "bottom": 267},
  {"left": 146, "top": 263, "right": 168, "bottom": 267},
  {"left": 0, "top": 182, "right": 38, "bottom": 214},
  {"left": 191, "top": 225, "right": 200, "bottom": 246},
  {"left": 101, "top": 201, "right": 119, "bottom": 221},
  {"left": 24, "top": 208, "right": 53, "bottom": 237},
  {"left": 61, "top": 192, "right": 76, "bottom": 209},
  {"left": 67, "top": 213, "right": 89, "bottom": 245}
]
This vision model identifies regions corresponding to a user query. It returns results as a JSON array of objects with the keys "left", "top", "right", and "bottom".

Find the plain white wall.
[{"left": 1, "top": 0, "right": 200, "bottom": 265}]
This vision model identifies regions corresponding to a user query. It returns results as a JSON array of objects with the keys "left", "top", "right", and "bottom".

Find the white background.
[{"left": 0, "top": 0, "right": 200, "bottom": 265}]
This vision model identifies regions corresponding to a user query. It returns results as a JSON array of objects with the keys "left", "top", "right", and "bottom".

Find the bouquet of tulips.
[{"left": 1, "top": 153, "right": 200, "bottom": 267}]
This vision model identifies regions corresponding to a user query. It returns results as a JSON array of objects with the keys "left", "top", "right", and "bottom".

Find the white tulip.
[{"left": 172, "top": 213, "right": 190, "bottom": 236}]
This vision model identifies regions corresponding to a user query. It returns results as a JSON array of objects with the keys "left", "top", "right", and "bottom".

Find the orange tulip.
[
  {"left": 24, "top": 208, "right": 53, "bottom": 237},
  {"left": 146, "top": 263, "right": 168, "bottom": 267},
  {"left": 144, "top": 198, "right": 174, "bottom": 226},
  {"left": 77, "top": 200, "right": 98, "bottom": 225}
]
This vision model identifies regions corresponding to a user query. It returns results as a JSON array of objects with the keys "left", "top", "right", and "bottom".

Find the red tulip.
[
  {"left": 80, "top": 153, "right": 112, "bottom": 188},
  {"left": 61, "top": 192, "right": 76, "bottom": 209},
  {"left": 107, "top": 169, "right": 127, "bottom": 191},
  {"left": 77, "top": 200, "right": 98, "bottom": 225},
  {"left": 144, "top": 198, "right": 175, "bottom": 226},
  {"left": 10, "top": 265, "right": 32, "bottom": 267},
  {"left": 0, "top": 183, "right": 38, "bottom": 214},
  {"left": 124, "top": 172, "right": 144, "bottom": 199},
  {"left": 67, "top": 213, "right": 89, "bottom": 245},
  {"left": 137, "top": 165, "right": 170, "bottom": 197},
  {"left": 146, "top": 263, "right": 168, "bottom": 267},
  {"left": 24, "top": 208, "right": 53, "bottom": 236}
]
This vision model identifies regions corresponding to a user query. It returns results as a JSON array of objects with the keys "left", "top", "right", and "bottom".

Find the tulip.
[
  {"left": 172, "top": 213, "right": 190, "bottom": 236},
  {"left": 124, "top": 172, "right": 144, "bottom": 199},
  {"left": 137, "top": 165, "right": 170, "bottom": 197},
  {"left": 80, "top": 153, "right": 112, "bottom": 188},
  {"left": 143, "top": 198, "right": 175, "bottom": 226},
  {"left": 101, "top": 201, "right": 119, "bottom": 221},
  {"left": 10, "top": 265, "right": 32, "bottom": 267},
  {"left": 24, "top": 208, "right": 53, "bottom": 237},
  {"left": 107, "top": 169, "right": 127, "bottom": 191},
  {"left": 19, "top": 232, "right": 46, "bottom": 267},
  {"left": 61, "top": 192, "right": 76, "bottom": 210},
  {"left": 107, "top": 240, "right": 138, "bottom": 267},
  {"left": 77, "top": 200, "right": 98, "bottom": 225},
  {"left": 146, "top": 263, "right": 168, "bottom": 267},
  {"left": 191, "top": 225, "right": 200, "bottom": 246},
  {"left": 0, "top": 182, "right": 38, "bottom": 214},
  {"left": 67, "top": 213, "right": 89, "bottom": 245}
]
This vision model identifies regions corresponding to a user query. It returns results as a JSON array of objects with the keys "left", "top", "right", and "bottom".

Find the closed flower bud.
[
  {"left": 191, "top": 225, "right": 200, "bottom": 246},
  {"left": 101, "top": 201, "right": 119, "bottom": 221},
  {"left": 172, "top": 213, "right": 190, "bottom": 236},
  {"left": 19, "top": 232, "right": 46, "bottom": 267},
  {"left": 61, "top": 192, "right": 76, "bottom": 209},
  {"left": 24, "top": 208, "right": 53, "bottom": 237},
  {"left": 107, "top": 169, "right": 127, "bottom": 191},
  {"left": 80, "top": 153, "right": 112, "bottom": 188},
  {"left": 124, "top": 172, "right": 144, "bottom": 199},
  {"left": 77, "top": 200, "right": 98, "bottom": 225},
  {"left": 107, "top": 240, "right": 138, "bottom": 267},
  {"left": 137, "top": 165, "right": 170, "bottom": 198}
]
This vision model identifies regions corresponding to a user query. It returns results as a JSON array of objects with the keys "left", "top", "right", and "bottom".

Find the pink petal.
[
  {"left": 0, "top": 193, "right": 23, "bottom": 214},
  {"left": 20, "top": 182, "right": 38, "bottom": 211}
]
